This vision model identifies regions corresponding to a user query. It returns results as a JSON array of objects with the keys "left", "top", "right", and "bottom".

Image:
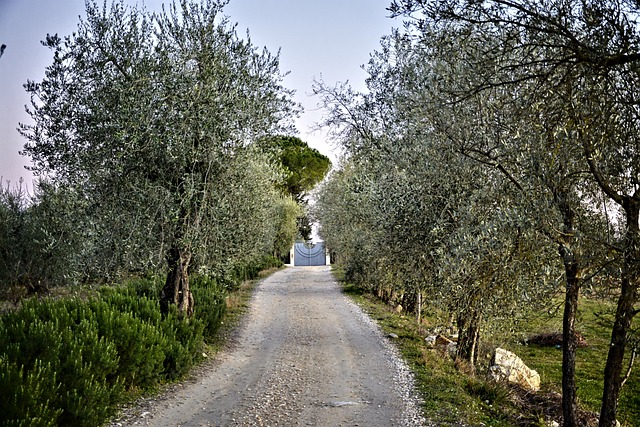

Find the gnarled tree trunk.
[{"left": 160, "top": 246, "right": 194, "bottom": 316}]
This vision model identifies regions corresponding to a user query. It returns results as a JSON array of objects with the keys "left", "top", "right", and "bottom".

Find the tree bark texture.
[
  {"left": 600, "top": 198, "right": 639, "bottom": 427},
  {"left": 553, "top": 185, "right": 580, "bottom": 427},
  {"left": 560, "top": 244, "right": 580, "bottom": 427},
  {"left": 161, "top": 246, "right": 194, "bottom": 316}
]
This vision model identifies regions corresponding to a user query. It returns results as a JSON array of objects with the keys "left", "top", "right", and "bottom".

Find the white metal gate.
[{"left": 293, "top": 242, "right": 326, "bottom": 266}]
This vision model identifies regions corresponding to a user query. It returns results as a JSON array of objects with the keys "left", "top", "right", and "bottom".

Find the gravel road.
[{"left": 113, "top": 266, "right": 426, "bottom": 427}]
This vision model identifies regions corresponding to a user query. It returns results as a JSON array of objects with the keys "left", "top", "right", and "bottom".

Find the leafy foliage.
[
  {"left": 0, "top": 180, "right": 84, "bottom": 295},
  {"left": 315, "top": 0, "right": 640, "bottom": 424},
  {"left": 18, "top": 0, "right": 298, "bottom": 311},
  {"left": 0, "top": 268, "right": 240, "bottom": 426}
]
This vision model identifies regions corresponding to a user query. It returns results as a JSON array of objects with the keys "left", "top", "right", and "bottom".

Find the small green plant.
[
  {"left": 464, "top": 378, "right": 511, "bottom": 407},
  {"left": 191, "top": 275, "right": 227, "bottom": 339}
]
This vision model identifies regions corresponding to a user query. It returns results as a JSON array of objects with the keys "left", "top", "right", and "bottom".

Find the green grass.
[
  {"left": 494, "top": 298, "right": 640, "bottom": 426},
  {"left": 205, "top": 268, "right": 269, "bottom": 351},
  {"left": 343, "top": 285, "right": 514, "bottom": 426},
  {"left": 340, "top": 277, "right": 639, "bottom": 426}
]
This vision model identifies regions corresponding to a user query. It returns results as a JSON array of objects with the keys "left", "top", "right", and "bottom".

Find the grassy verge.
[
  {"left": 342, "top": 282, "right": 513, "bottom": 426},
  {"left": 339, "top": 279, "right": 639, "bottom": 426}
]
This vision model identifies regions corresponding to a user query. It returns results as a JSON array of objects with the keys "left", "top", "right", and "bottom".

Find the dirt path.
[{"left": 115, "top": 266, "right": 426, "bottom": 426}]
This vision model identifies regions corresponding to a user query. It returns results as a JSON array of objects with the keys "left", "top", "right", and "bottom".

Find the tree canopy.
[
  {"left": 259, "top": 135, "right": 331, "bottom": 202},
  {"left": 259, "top": 135, "right": 331, "bottom": 240},
  {"left": 315, "top": 1, "right": 640, "bottom": 425},
  {"left": 20, "top": 0, "right": 299, "bottom": 314}
]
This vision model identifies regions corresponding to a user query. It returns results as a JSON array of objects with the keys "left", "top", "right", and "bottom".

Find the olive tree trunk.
[
  {"left": 560, "top": 245, "right": 581, "bottom": 427},
  {"left": 457, "top": 308, "right": 481, "bottom": 367},
  {"left": 600, "top": 199, "right": 639, "bottom": 427},
  {"left": 160, "top": 246, "right": 194, "bottom": 316}
]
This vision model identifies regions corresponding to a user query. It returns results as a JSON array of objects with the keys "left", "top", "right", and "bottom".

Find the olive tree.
[
  {"left": 20, "top": 0, "right": 297, "bottom": 314},
  {"left": 314, "top": 29, "right": 563, "bottom": 371},
  {"left": 315, "top": 159, "right": 386, "bottom": 285},
  {"left": 394, "top": 21, "right": 608, "bottom": 420},
  {"left": 316, "top": 18, "right": 617, "bottom": 427},
  {"left": 389, "top": 1, "right": 640, "bottom": 425},
  {"left": 0, "top": 178, "right": 88, "bottom": 297}
]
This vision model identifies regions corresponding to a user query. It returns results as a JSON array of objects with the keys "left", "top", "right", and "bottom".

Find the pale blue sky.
[{"left": 0, "top": 0, "right": 396, "bottom": 186}]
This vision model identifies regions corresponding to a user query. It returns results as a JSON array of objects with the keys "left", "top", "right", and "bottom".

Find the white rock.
[
  {"left": 489, "top": 348, "right": 540, "bottom": 392},
  {"left": 425, "top": 335, "right": 437, "bottom": 347}
]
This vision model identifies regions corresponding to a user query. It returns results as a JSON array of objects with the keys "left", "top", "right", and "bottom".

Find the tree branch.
[
  {"left": 620, "top": 343, "right": 637, "bottom": 390},
  {"left": 582, "top": 139, "right": 624, "bottom": 206}
]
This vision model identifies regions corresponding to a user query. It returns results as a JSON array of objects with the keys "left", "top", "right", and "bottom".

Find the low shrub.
[
  {"left": 0, "top": 294, "right": 202, "bottom": 425},
  {"left": 0, "top": 357, "right": 61, "bottom": 427},
  {"left": 224, "top": 255, "right": 284, "bottom": 290},
  {"left": 0, "top": 298, "right": 122, "bottom": 426},
  {"left": 160, "top": 305, "right": 205, "bottom": 379},
  {"left": 88, "top": 298, "right": 166, "bottom": 388},
  {"left": 0, "top": 255, "right": 272, "bottom": 425},
  {"left": 191, "top": 275, "right": 227, "bottom": 339},
  {"left": 99, "top": 285, "right": 163, "bottom": 325},
  {"left": 120, "top": 275, "right": 164, "bottom": 299}
]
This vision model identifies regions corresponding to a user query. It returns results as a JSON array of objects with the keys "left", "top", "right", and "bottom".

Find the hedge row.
[
  {"left": 221, "top": 255, "right": 284, "bottom": 291},
  {"left": 0, "top": 273, "right": 231, "bottom": 426}
]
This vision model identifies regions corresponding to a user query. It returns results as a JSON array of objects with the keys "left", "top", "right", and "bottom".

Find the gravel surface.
[{"left": 111, "top": 266, "right": 427, "bottom": 426}]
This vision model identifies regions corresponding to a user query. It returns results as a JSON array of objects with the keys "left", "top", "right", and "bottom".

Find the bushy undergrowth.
[
  {"left": 0, "top": 258, "right": 280, "bottom": 426},
  {"left": 221, "top": 255, "right": 283, "bottom": 291}
]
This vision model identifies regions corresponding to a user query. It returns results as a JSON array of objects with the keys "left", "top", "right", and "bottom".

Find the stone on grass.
[
  {"left": 489, "top": 347, "right": 540, "bottom": 392},
  {"left": 435, "top": 335, "right": 454, "bottom": 347},
  {"left": 425, "top": 335, "right": 437, "bottom": 347},
  {"left": 425, "top": 334, "right": 457, "bottom": 356}
]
